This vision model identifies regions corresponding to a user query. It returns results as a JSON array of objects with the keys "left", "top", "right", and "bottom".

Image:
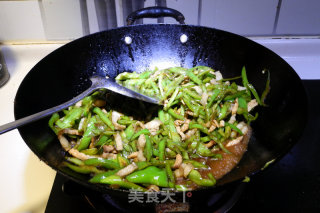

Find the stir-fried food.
[{"left": 49, "top": 66, "right": 269, "bottom": 191}]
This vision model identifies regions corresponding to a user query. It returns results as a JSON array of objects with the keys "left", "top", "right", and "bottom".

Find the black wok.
[{"left": 14, "top": 6, "right": 307, "bottom": 206}]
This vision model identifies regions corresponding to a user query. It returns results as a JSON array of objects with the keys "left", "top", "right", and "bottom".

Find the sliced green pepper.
[
  {"left": 93, "top": 107, "right": 114, "bottom": 130},
  {"left": 77, "top": 116, "right": 97, "bottom": 151},
  {"left": 89, "top": 170, "right": 120, "bottom": 183},
  {"left": 144, "top": 135, "right": 153, "bottom": 162},
  {"left": 84, "top": 158, "right": 120, "bottom": 169},
  {"left": 158, "top": 139, "right": 166, "bottom": 161},
  {"left": 126, "top": 166, "right": 169, "bottom": 187},
  {"left": 56, "top": 107, "right": 83, "bottom": 129},
  {"left": 131, "top": 129, "right": 150, "bottom": 140},
  {"left": 98, "top": 175, "right": 147, "bottom": 191},
  {"left": 188, "top": 170, "right": 216, "bottom": 187},
  {"left": 63, "top": 162, "right": 103, "bottom": 174},
  {"left": 48, "top": 113, "right": 60, "bottom": 134}
]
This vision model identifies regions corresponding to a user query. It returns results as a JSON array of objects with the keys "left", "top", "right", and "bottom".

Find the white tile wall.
[
  {"left": 0, "top": 0, "right": 319, "bottom": 42},
  {"left": 276, "top": 0, "right": 320, "bottom": 35},
  {"left": 86, "top": 0, "right": 100, "bottom": 34},
  {"left": 165, "top": 0, "right": 199, "bottom": 25},
  {"left": 39, "top": 0, "right": 83, "bottom": 40},
  {"left": 0, "top": 0, "right": 46, "bottom": 41},
  {"left": 201, "top": 0, "right": 278, "bottom": 35},
  {"left": 142, "top": 0, "right": 158, "bottom": 24}
]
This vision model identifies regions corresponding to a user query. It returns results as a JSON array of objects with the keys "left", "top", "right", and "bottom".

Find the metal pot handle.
[{"left": 126, "top": 6, "right": 185, "bottom": 25}]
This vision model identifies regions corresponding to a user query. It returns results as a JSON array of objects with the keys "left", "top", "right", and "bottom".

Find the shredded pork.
[
  {"left": 113, "top": 132, "right": 123, "bottom": 151},
  {"left": 173, "top": 154, "right": 183, "bottom": 169},
  {"left": 226, "top": 136, "right": 244, "bottom": 147},
  {"left": 116, "top": 163, "right": 138, "bottom": 177},
  {"left": 247, "top": 99, "right": 258, "bottom": 112},
  {"left": 111, "top": 111, "right": 126, "bottom": 130},
  {"left": 144, "top": 119, "right": 162, "bottom": 135}
]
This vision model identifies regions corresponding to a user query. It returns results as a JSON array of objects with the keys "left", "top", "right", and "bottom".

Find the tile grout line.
[
  {"left": 197, "top": 0, "right": 202, "bottom": 26},
  {"left": 272, "top": 0, "right": 283, "bottom": 34}
]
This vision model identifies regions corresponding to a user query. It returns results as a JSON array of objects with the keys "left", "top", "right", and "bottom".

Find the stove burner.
[{"left": 59, "top": 177, "right": 245, "bottom": 213}]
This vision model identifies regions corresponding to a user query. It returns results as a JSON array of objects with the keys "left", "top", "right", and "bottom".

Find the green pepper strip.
[
  {"left": 103, "top": 130, "right": 116, "bottom": 136},
  {"left": 261, "top": 70, "right": 270, "bottom": 106},
  {"left": 223, "top": 90, "right": 246, "bottom": 101},
  {"left": 158, "top": 139, "right": 166, "bottom": 161},
  {"left": 89, "top": 169, "right": 120, "bottom": 183},
  {"left": 215, "top": 140, "right": 231, "bottom": 154},
  {"left": 150, "top": 159, "right": 175, "bottom": 168},
  {"left": 165, "top": 162, "right": 175, "bottom": 188},
  {"left": 217, "top": 102, "right": 230, "bottom": 121},
  {"left": 161, "top": 75, "right": 185, "bottom": 101},
  {"left": 175, "top": 185, "right": 192, "bottom": 191},
  {"left": 224, "top": 125, "right": 232, "bottom": 139},
  {"left": 77, "top": 116, "right": 97, "bottom": 151},
  {"left": 164, "top": 87, "right": 180, "bottom": 110},
  {"left": 118, "top": 119, "right": 134, "bottom": 125},
  {"left": 66, "top": 157, "right": 84, "bottom": 166},
  {"left": 126, "top": 166, "right": 169, "bottom": 187},
  {"left": 168, "top": 67, "right": 188, "bottom": 74},
  {"left": 221, "top": 76, "right": 242, "bottom": 81},
  {"left": 124, "top": 123, "right": 134, "bottom": 140},
  {"left": 241, "top": 66, "right": 251, "bottom": 95},
  {"left": 118, "top": 155, "right": 129, "bottom": 168},
  {"left": 56, "top": 107, "right": 83, "bottom": 129},
  {"left": 196, "top": 143, "right": 217, "bottom": 157},
  {"left": 184, "top": 89, "right": 202, "bottom": 100},
  {"left": 158, "top": 110, "right": 166, "bottom": 124},
  {"left": 84, "top": 158, "right": 120, "bottom": 169},
  {"left": 93, "top": 107, "right": 115, "bottom": 130},
  {"left": 131, "top": 128, "right": 150, "bottom": 140},
  {"left": 225, "top": 122, "right": 243, "bottom": 135},
  {"left": 186, "top": 69, "right": 202, "bottom": 85},
  {"left": 63, "top": 162, "right": 103, "bottom": 174},
  {"left": 115, "top": 72, "right": 140, "bottom": 80},
  {"left": 247, "top": 83, "right": 262, "bottom": 105},
  {"left": 168, "top": 118, "right": 181, "bottom": 143},
  {"left": 189, "top": 123, "right": 209, "bottom": 135},
  {"left": 188, "top": 170, "right": 216, "bottom": 187},
  {"left": 95, "top": 135, "right": 109, "bottom": 146},
  {"left": 136, "top": 161, "right": 152, "bottom": 170},
  {"left": 241, "top": 66, "right": 262, "bottom": 105},
  {"left": 207, "top": 89, "right": 221, "bottom": 108},
  {"left": 48, "top": 113, "right": 60, "bottom": 134},
  {"left": 245, "top": 112, "right": 259, "bottom": 125},
  {"left": 144, "top": 135, "right": 152, "bottom": 162},
  {"left": 139, "top": 71, "right": 152, "bottom": 79},
  {"left": 99, "top": 175, "right": 147, "bottom": 191},
  {"left": 167, "top": 108, "right": 184, "bottom": 120},
  {"left": 200, "top": 136, "right": 210, "bottom": 143},
  {"left": 237, "top": 97, "right": 248, "bottom": 114},
  {"left": 165, "top": 148, "right": 176, "bottom": 158},
  {"left": 184, "top": 160, "right": 208, "bottom": 169},
  {"left": 81, "top": 148, "right": 99, "bottom": 155},
  {"left": 182, "top": 94, "right": 199, "bottom": 116}
]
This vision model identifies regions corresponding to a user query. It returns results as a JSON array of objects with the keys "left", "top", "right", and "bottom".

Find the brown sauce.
[
  {"left": 201, "top": 127, "right": 252, "bottom": 180},
  {"left": 173, "top": 127, "right": 252, "bottom": 189}
]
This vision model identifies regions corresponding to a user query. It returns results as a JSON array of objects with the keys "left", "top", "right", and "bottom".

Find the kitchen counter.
[
  {"left": 0, "top": 38, "right": 319, "bottom": 213},
  {"left": 0, "top": 43, "right": 64, "bottom": 213}
]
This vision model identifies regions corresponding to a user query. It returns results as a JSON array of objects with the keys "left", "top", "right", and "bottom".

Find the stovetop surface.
[{"left": 45, "top": 80, "right": 320, "bottom": 213}]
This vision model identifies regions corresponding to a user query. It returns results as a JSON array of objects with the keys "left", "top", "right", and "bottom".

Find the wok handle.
[{"left": 127, "top": 6, "right": 185, "bottom": 25}]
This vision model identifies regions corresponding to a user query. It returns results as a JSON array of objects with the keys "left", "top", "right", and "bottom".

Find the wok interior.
[{"left": 14, "top": 24, "right": 307, "bottom": 193}]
